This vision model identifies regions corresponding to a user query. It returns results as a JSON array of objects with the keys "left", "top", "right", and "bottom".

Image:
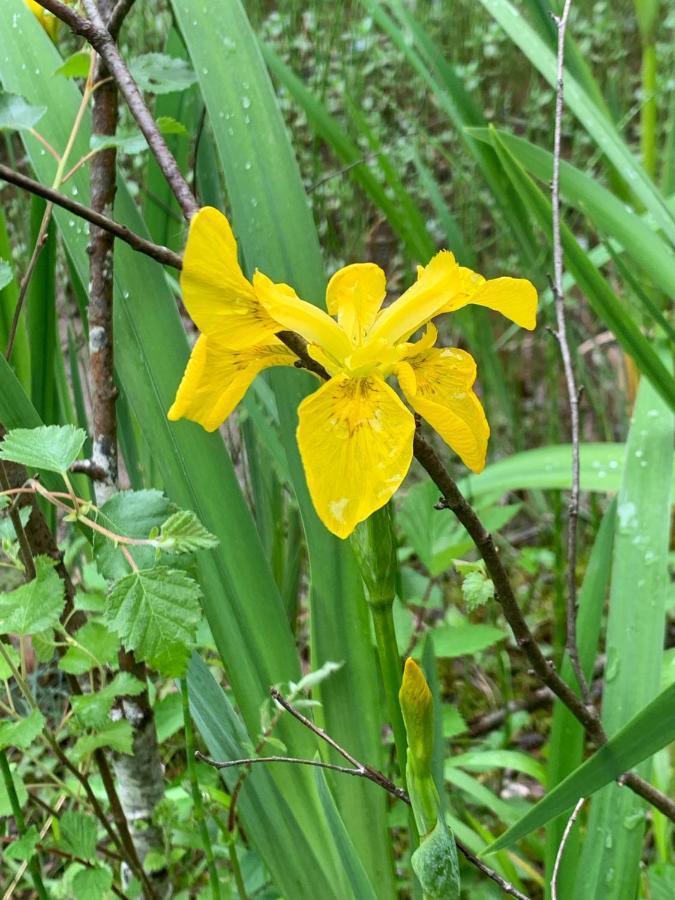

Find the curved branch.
[{"left": 0, "top": 163, "right": 183, "bottom": 271}]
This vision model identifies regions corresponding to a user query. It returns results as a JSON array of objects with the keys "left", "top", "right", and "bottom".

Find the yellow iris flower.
[
  {"left": 25, "top": 0, "right": 60, "bottom": 39},
  {"left": 169, "top": 207, "right": 537, "bottom": 538}
]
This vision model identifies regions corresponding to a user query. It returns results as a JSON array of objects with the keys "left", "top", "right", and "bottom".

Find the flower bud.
[{"left": 399, "top": 658, "right": 434, "bottom": 780}]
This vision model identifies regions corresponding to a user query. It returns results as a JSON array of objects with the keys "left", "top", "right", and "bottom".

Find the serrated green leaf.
[
  {"left": 71, "top": 864, "right": 113, "bottom": 898},
  {"left": 54, "top": 50, "right": 90, "bottom": 79},
  {"left": 156, "top": 509, "right": 219, "bottom": 553},
  {"left": 0, "top": 424, "right": 85, "bottom": 473},
  {"left": 32, "top": 628, "right": 54, "bottom": 663},
  {"left": 90, "top": 131, "right": 148, "bottom": 155},
  {"left": 455, "top": 562, "right": 495, "bottom": 612},
  {"left": 5, "top": 824, "right": 40, "bottom": 861},
  {"left": 0, "top": 91, "right": 45, "bottom": 130},
  {"left": 0, "top": 505, "right": 30, "bottom": 542},
  {"left": 129, "top": 52, "right": 197, "bottom": 94},
  {"left": 92, "top": 490, "right": 175, "bottom": 580},
  {"left": 59, "top": 620, "right": 120, "bottom": 675},
  {"left": 156, "top": 114, "right": 188, "bottom": 136},
  {"left": 0, "top": 555, "right": 64, "bottom": 635},
  {"left": 105, "top": 566, "right": 202, "bottom": 676},
  {"left": 71, "top": 672, "right": 145, "bottom": 729},
  {"left": 0, "top": 257, "right": 13, "bottom": 290},
  {"left": 59, "top": 810, "right": 97, "bottom": 860},
  {"left": 73, "top": 719, "right": 133, "bottom": 759},
  {"left": 0, "top": 708, "right": 44, "bottom": 750}
]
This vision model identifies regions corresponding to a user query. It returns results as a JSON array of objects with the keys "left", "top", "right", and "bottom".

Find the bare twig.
[
  {"left": 0, "top": 163, "right": 183, "bottom": 270},
  {"left": 34, "top": 0, "right": 198, "bottom": 219},
  {"left": 551, "top": 797, "right": 585, "bottom": 900},
  {"left": 550, "top": 0, "right": 589, "bottom": 701},
  {"left": 69, "top": 458, "right": 108, "bottom": 480},
  {"left": 198, "top": 689, "right": 530, "bottom": 900}
]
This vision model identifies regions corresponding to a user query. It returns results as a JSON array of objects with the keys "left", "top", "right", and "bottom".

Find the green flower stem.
[
  {"left": 641, "top": 42, "right": 657, "bottom": 180},
  {"left": 370, "top": 601, "right": 408, "bottom": 784},
  {"left": 0, "top": 749, "right": 49, "bottom": 900},
  {"left": 180, "top": 679, "right": 222, "bottom": 900}
]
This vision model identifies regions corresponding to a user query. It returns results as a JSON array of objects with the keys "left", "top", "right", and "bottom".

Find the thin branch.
[
  {"left": 551, "top": 0, "right": 589, "bottom": 701},
  {"left": 551, "top": 797, "right": 584, "bottom": 900},
  {"left": 34, "top": 0, "right": 198, "bottom": 219},
  {"left": 0, "top": 163, "right": 183, "bottom": 270},
  {"left": 107, "top": 0, "right": 136, "bottom": 39}
]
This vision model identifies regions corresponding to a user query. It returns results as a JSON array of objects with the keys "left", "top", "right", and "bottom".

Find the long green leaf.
[
  {"left": 460, "top": 443, "right": 675, "bottom": 500},
  {"left": 575, "top": 371, "right": 673, "bottom": 899},
  {"left": 488, "top": 130, "right": 675, "bottom": 411},
  {"left": 480, "top": 0, "right": 675, "bottom": 246},
  {"left": 468, "top": 127, "right": 675, "bottom": 299},
  {"left": 486, "top": 679, "right": 675, "bottom": 854},
  {"left": 169, "top": 0, "right": 391, "bottom": 893}
]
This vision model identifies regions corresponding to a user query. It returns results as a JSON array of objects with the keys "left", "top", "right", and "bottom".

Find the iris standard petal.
[
  {"left": 326, "top": 262, "right": 387, "bottom": 344},
  {"left": 168, "top": 334, "right": 296, "bottom": 432},
  {"left": 181, "top": 207, "right": 280, "bottom": 347},
  {"left": 253, "top": 270, "right": 352, "bottom": 364},
  {"left": 439, "top": 268, "right": 538, "bottom": 330},
  {"left": 296, "top": 373, "right": 415, "bottom": 538},
  {"left": 366, "top": 250, "right": 460, "bottom": 345},
  {"left": 399, "top": 345, "right": 489, "bottom": 473}
]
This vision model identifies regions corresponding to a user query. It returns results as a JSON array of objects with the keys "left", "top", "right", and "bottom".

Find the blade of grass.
[
  {"left": 26, "top": 196, "right": 58, "bottom": 424},
  {"left": 0, "top": 208, "right": 31, "bottom": 391},
  {"left": 574, "top": 370, "right": 673, "bottom": 899},
  {"left": 468, "top": 127, "right": 675, "bottom": 299}
]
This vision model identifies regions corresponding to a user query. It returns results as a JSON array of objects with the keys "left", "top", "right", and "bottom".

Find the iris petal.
[
  {"left": 168, "top": 334, "right": 296, "bottom": 432},
  {"left": 181, "top": 207, "right": 279, "bottom": 348},
  {"left": 326, "top": 262, "right": 386, "bottom": 344},
  {"left": 296, "top": 374, "right": 415, "bottom": 538},
  {"left": 399, "top": 344, "right": 489, "bottom": 473}
]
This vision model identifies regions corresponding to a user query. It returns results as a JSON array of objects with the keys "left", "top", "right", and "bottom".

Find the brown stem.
[
  {"left": 0, "top": 163, "right": 183, "bottom": 271},
  {"left": 34, "top": 0, "right": 198, "bottom": 220}
]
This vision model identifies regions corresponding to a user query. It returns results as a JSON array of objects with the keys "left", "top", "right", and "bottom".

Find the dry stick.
[
  {"left": 550, "top": 797, "right": 585, "bottom": 900},
  {"left": 34, "top": 0, "right": 197, "bottom": 220},
  {"left": 0, "top": 164, "right": 183, "bottom": 271},
  {"left": 198, "top": 689, "right": 530, "bottom": 900},
  {"left": 550, "top": 0, "right": 588, "bottom": 702},
  {"left": 25, "top": 0, "right": 675, "bottom": 826}
]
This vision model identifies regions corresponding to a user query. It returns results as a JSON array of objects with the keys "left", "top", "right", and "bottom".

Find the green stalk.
[
  {"left": 370, "top": 602, "right": 408, "bottom": 781},
  {"left": 641, "top": 42, "right": 658, "bottom": 179},
  {"left": 0, "top": 750, "right": 49, "bottom": 900},
  {"left": 180, "top": 679, "right": 222, "bottom": 900}
]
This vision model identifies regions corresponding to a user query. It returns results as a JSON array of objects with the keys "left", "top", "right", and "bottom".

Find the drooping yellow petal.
[
  {"left": 296, "top": 374, "right": 415, "bottom": 538},
  {"left": 168, "top": 334, "right": 296, "bottom": 432},
  {"left": 326, "top": 263, "right": 386, "bottom": 344},
  {"left": 181, "top": 207, "right": 279, "bottom": 348},
  {"left": 253, "top": 270, "right": 352, "bottom": 364},
  {"left": 366, "top": 251, "right": 460, "bottom": 345},
  {"left": 439, "top": 268, "right": 538, "bottom": 330},
  {"left": 399, "top": 344, "right": 489, "bottom": 473}
]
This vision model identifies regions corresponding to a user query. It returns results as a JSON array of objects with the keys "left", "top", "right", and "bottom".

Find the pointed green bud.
[
  {"left": 350, "top": 504, "right": 397, "bottom": 607},
  {"left": 399, "top": 658, "right": 434, "bottom": 780}
]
